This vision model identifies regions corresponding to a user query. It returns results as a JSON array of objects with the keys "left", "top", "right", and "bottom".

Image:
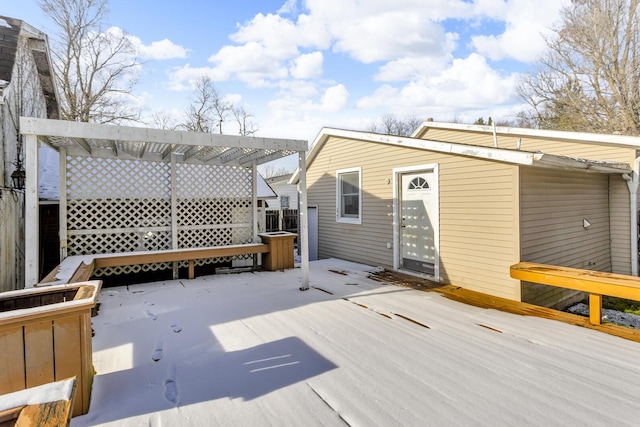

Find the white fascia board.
[
  {"left": 417, "top": 121, "right": 640, "bottom": 148},
  {"left": 20, "top": 117, "right": 308, "bottom": 152},
  {"left": 534, "top": 153, "right": 631, "bottom": 174},
  {"left": 290, "top": 129, "right": 333, "bottom": 184}
]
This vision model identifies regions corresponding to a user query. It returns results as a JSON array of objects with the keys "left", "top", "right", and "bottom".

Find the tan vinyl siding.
[
  {"left": 520, "top": 168, "right": 611, "bottom": 308},
  {"left": 306, "top": 136, "right": 521, "bottom": 300},
  {"left": 609, "top": 175, "right": 631, "bottom": 275},
  {"left": 420, "top": 128, "right": 635, "bottom": 164}
]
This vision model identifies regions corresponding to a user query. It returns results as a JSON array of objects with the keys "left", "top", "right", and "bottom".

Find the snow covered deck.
[{"left": 73, "top": 259, "right": 640, "bottom": 426}]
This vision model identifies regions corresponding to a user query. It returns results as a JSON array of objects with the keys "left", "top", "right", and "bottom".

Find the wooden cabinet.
[{"left": 259, "top": 232, "right": 297, "bottom": 271}]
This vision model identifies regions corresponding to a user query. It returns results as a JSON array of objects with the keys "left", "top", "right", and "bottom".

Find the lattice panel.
[
  {"left": 93, "top": 261, "right": 174, "bottom": 277},
  {"left": 67, "top": 231, "right": 172, "bottom": 255},
  {"left": 66, "top": 156, "right": 171, "bottom": 199},
  {"left": 67, "top": 199, "right": 171, "bottom": 230},
  {"left": 176, "top": 163, "right": 251, "bottom": 199},
  {"left": 65, "top": 156, "right": 255, "bottom": 277},
  {"left": 176, "top": 198, "right": 251, "bottom": 226}
]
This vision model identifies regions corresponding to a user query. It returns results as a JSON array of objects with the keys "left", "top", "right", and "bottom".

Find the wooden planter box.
[
  {"left": 0, "top": 281, "right": 101, "bottom": 417},
  {"left": 259, "top": 232, "right": 297, "bottom": 271}
]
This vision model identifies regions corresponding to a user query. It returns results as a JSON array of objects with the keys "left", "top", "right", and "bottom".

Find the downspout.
[{"left": 622, "top": 156, "right": 640, "bottom": 276}]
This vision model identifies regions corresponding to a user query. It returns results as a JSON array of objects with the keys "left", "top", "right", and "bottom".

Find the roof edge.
[
  {"left": 290, "top": 128, "right": 632, "bottom": 183},
  {"left": 414, "top": 121, "right": 640, "bottom": 148}
]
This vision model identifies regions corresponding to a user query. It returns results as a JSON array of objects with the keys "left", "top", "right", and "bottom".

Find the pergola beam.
[{"left": 20, "top": 117, "right": 307, "bottom": 152}]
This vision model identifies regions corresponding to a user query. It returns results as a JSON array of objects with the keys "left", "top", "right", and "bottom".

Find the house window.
[
  {"left": 336, "top": 167, "right": 362, "bottom": 224},
  {"left": 408, "top": 177, "right": 429, "bottom": 190},
  {"left": 280, "top": 196, "right": 290, "bottom": 209}
]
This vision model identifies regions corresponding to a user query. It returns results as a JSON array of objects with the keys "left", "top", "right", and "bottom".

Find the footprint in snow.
[
  {"left": 164, "top": 364, "right": 179, "bottom": 405},
  {"left": 171, "top": 324, "right": 182, "bottom": 333},
  {"left": 145, "top": 309, "right": 158, "bottom": 321},
  {"left": 144, "top": 301, "right": 155, "bottom": 306},
  {"left": 151, "top": 337, "right": 163, "bottom": 362}
]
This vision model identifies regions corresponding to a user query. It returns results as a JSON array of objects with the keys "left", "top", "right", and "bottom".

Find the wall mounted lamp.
[{"left": 11, "top": 160, "right": 26, "bottom": 190}]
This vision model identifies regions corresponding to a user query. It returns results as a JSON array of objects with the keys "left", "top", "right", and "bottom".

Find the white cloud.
[
  {"left": 358, "top": 54, "right": 518, "bottom": 113},
  {"left": 208, "top": 42, "right": 289, "bottom": 86},
  {"left": 332, "top": 12, "right": 453, "bottom": 63},
  {"left": 203, "top": 12, "right": 330, "bottom": 86},
  {"left": 267, "top": 83, "right": 349, "bottom": 117},
  {"left": 290, "top": 51, "right": 323, "bottom": 79},
  {"left": 137, "top": 38, "right": 188, "bottom": 60},
  {"left": 167, "top": 64, "right": 228, "bottom": 91},
  {"left": 471, "top": 0, "right": 569, "bottom": 62},
  {"left": 121, "top": 30, "right": 187, "bottom": 60},
  {"left": 319, "top": 84, "right": 349, "bottom": 112}
]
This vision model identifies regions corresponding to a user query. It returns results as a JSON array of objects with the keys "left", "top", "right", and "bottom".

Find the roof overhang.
[
  {"left": 290, "top": 128, "right": 631, "bottom": 183},
  {"left": 21, "top": 117, "right": 308, "bottom": 167},
  {"left": 413, "top": 121, "right": 640, "bottom": 149}
]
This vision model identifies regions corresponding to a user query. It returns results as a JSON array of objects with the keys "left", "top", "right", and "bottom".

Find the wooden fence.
[{"left": 266, "top": 209, "right": 298, "bottom": 233}]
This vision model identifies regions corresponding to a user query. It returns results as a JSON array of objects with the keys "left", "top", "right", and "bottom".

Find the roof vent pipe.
[{"left": 492, "top": 122, "right": 498, "bottom": 148}]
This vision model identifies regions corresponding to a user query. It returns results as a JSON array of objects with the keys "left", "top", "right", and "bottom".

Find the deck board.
[{"left": 369, "top": 269, "right": 640, "bottom": 343}]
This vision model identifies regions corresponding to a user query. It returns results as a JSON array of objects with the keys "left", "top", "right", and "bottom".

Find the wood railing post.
[
  {"left": 589, "top": 293, "right": 602, "bottom": 325},
  {"left": 188, "top": 260, "right": 195, "bottom": 280}
]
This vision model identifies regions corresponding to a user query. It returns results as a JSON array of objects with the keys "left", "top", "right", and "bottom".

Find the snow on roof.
[{"left": 72, "top": 259, "right": 640, "bottom": 426}]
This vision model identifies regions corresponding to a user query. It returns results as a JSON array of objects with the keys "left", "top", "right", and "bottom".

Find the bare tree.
[
  {"left": 518, "top": 0, "right": 640, "bottom": 134},
  {"left": 233, "top": 106, "right": 259, "bottom": 136},
  {"left": 40, "top": 0, "right": 141, "bottom": 123},
  {"left": 147, "top": 109, "right": 179, "bottom": 130},
  {"left": 260, "top": 163, "right": 292, "bottom": 179},
  {"left": 181, "top": 77, "right": 215, "bottom": 132},
  {"left": 182, "top": 76, "right": 257, "bottom": 135},
  {"left": 368, "top": 114, "right": 422, "bottom": 136}
]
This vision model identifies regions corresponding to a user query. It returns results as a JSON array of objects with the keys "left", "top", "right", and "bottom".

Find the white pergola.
[{"left": 19, "top": 117, "right": 310, "bottom": 289}]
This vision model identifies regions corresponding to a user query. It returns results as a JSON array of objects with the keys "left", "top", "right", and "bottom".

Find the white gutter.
[{"left": 623, "top": 157, "right": 640, "bottom": 276}]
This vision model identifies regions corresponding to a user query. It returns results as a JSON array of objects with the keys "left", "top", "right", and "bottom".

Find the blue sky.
[{"left": 3, "top": 0, "right": 569, "bottom": 170}]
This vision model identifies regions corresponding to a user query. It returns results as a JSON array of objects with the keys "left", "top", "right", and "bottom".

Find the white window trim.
[{"left": 336, "top": 167, "right": 362, "bottom": 225}]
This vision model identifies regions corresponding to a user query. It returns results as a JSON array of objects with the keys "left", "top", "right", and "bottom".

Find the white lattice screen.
[{"left": 65, "top": 155, "right": 254, "bottom": 276}]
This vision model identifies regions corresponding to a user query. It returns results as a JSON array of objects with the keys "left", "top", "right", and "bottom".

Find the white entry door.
[{"left": 400, "top": 172, "right": 436, "bottom": 276}]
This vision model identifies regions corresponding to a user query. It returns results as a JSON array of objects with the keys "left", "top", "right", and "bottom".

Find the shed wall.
[
  {"left": 520, "top": 167, "right": 611, "bottom": 308},
  {"left": 609, "top": 175, "right": 632, "bottom": 275},
  {"left": 306, "top": 136, "right": 522, "bottom": 300}
]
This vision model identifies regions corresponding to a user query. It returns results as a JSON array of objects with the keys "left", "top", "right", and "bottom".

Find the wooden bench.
[
  {"left": 40, "top": 243, "right": 270, "bottom": 285},
  {"left": 510, "top": 262, "right": 640, "bottom": 325}
]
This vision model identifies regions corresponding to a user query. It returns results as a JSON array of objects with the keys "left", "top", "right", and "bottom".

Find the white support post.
[
  {"left": 252, "top": 162, "right": 259, "bottom": 269},
  {"left": 59, "top": 147, "right": 68, "bottom": 261},
  {"left": 252, "top": 162, "right": 258, "bottom": 242},
  {"left": 298, "top": 150, "right": 309, "bottom": 290},
  {"left": 24, "top": 134, "right": 39, "bottom": 287},
  {"left": 171, "top": 153, "right": 179, "bottom": 279}
]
